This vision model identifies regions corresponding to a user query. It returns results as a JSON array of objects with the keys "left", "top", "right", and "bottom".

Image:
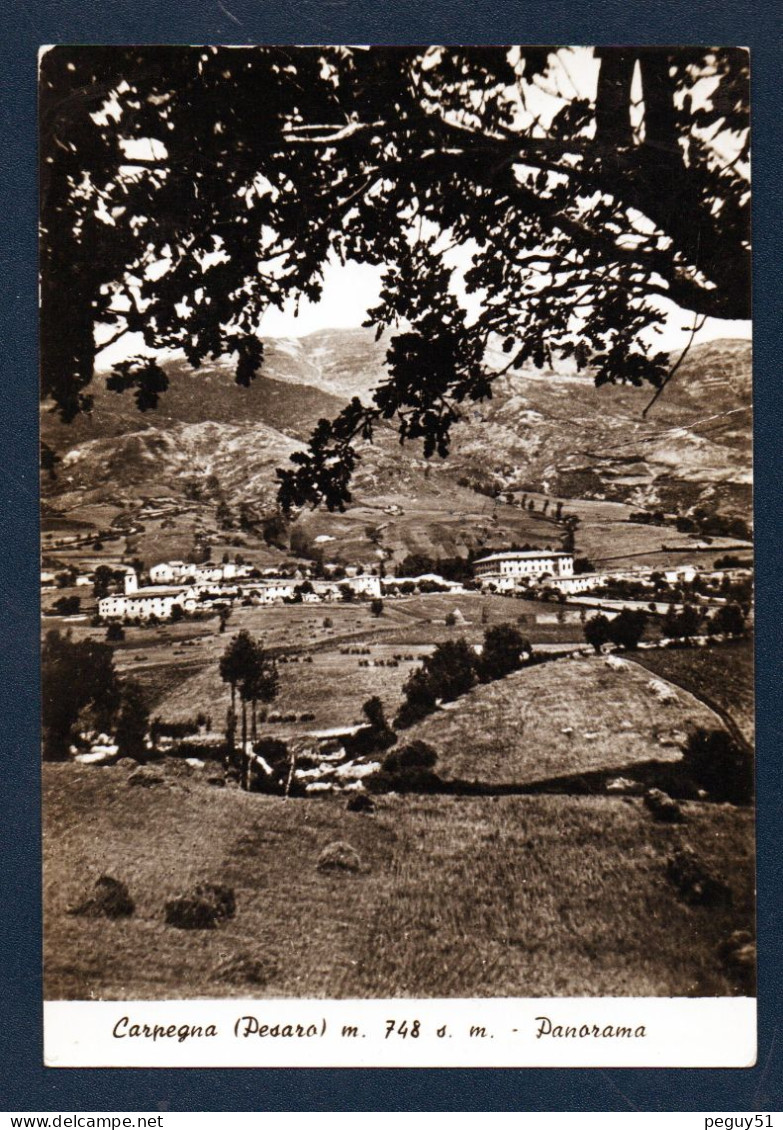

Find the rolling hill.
[{"left": 41, "top": 330, "right": 752, "bottom": 565}]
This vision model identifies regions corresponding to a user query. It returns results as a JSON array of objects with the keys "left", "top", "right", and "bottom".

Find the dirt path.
[{"left": 624, "top": 655, "right": 751, "bottom": 753}]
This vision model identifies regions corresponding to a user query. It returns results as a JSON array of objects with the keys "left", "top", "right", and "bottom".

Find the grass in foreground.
[{"left": 43, "top": 764, "right": 753, "bottom": 1000}]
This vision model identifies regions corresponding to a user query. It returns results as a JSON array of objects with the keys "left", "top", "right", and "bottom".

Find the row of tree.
[
  {"left": 218, "top": 631, "right": 279, "bottom": 787},
  {"left": 583, "top": 600, "right": 747, "bottom": 653}
]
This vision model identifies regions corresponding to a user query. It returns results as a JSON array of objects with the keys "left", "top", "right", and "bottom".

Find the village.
[{"left": 42, "top": 545, "right": 752, "bottom": 623}]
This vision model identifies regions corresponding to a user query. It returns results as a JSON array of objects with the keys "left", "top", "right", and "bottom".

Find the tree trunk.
[{"left": 240, "top": 698, "right": 248, "bottom": 789}]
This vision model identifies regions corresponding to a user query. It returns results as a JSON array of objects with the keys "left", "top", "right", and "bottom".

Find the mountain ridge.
[{"left": 43, "top": 330, "right": 752, "bottom": 532}]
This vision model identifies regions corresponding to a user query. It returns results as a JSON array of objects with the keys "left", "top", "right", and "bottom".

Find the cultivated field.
[
  {"left": 45, "top": 593, "right": 592, "bottom": 732},
  {"left": 43, "top": 765, "right": 754, "bottom": 1001}
]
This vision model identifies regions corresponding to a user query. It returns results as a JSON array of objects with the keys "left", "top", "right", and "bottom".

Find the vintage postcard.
[{"left": 39, "top": 45, "right": 754, "bottom": 1067}]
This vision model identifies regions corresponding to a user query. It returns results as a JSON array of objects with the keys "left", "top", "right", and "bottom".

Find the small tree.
[
  {"left": 479, "top": 623, "right": 531, "bottom": 682},
  {"left": 42, "top": 630, "right": 120, "bottom": 759},
  {"left": 663, "top": 603, "right": 702, "bottom": 641},
  {"left": 394, "top": 667, "right": 438, "bottom": 730},
  {"left": 220, "top": 632, "right": 280, "bottom": 787},
  {"left": 607, "top": 608, "right": 647, "bottom": 651},
  {"left": 370, "top": 597, "right": 384, "bottom": 617},
  {"left": 420, "top": 638, "right": 477, "bottom": 702},
  {"left": 347, "top": 696, "right": 397, "bottom": 757},
  {"left": 219, "top": 630, "right": 257, "bottom": 761},
  {"left": 115, "top": 679, "right": 150, "bottom": 761},
  {"left": 709, "top": 602, "right": 746, "bottom": 637},
  {"left": 584, "top": 613, "right": 611, "bottom": 654},
  {"left": 106, "top": 622, "right": 125, "bottom": 642},
  {"left": 92, "top": 564, "right": 115, "bottom": 599},
  {"left": 216, "top": 499, "right": 234, "bottom": 529}
]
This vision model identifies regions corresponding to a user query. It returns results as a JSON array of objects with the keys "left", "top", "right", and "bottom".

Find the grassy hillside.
[
  {"left": 631, "top": 639, "right": 754, "bottom": 747},
  {"left": 404, "top": 655, "right": 725, "bottom": 788},
  {"left": 41, "top": 333, "right": 752, "bottom": 569},
  {"left": 43, "top": 766, "right": 754, "bottom": 1000}
]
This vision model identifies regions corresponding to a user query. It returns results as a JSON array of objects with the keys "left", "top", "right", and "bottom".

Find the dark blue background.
[{"left": 2, "top": 1, "right": 781, "bottom": 1112}]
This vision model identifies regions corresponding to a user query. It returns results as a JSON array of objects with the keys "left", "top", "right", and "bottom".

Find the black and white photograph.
[{"left": 39, "top": 45, "right": 755, "bottom": 1064}]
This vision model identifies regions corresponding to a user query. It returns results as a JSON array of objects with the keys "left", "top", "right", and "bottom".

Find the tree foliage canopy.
[
  {"left": 41, "top": 46, "right": 750, "bottom": 509},
  {"left": 42, "top": 629, "right": 121, "bottom": 758}
]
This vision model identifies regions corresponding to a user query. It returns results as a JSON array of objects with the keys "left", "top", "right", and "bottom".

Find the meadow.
[
  {"left": 43, "top": 765, "right": 754, "bottom": 1001},
  {"left": 403, "top": 655, "right": 724, "bottom": 787}
]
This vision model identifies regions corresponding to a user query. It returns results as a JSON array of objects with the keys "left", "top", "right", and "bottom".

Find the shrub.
[
  {"left": 666, "top": 847, "right": 733, "bottom": 907},
  {"left": 346, "top": 697, "right": 397, "bottom": 757},
  {"left": 67, "top": 875, "right": 134, "bottom": 919},
  {"left": 128, "top": 768, "right": 165, "bottom": 786},
  {"left": 150, "top": 718, "right": 201, "bottom": 741},
  {"left": 369, "top": 741, "right": 441, "bottom": 793},
  {"left": 383, "top": 740, "right": 438, "bottom": 772},
  {"left": 393, "top": 698, "right": 433, "bottom": 730},
  {"left": 682, "top": 728, "right": 753, "bottom": 804},
  {"left": 165, "top": 897, "right": 222, "bottom": 930},
  {"left": 51, "top": 595, "right": 81, "bottom": 616},
  {"left": 316, "top": 842, "right": 362, "bottom": 873},
  {"left": 643, "top": 788, "right": 685, "bottom": 823},
  {"left": 194, "top": 882, "right": 236, "bottom": 920},
  {"left": 246, "top": 737, "right": 290, "bottom": 792},
  {"left": 346, "top": 793, "right": 375, "bottom": 814},
  {"left": 115, "top": 680, "right": 150, "bottom": 760},
  {"left": 165, "top": 883, "right": 236, "bottom": 929}
]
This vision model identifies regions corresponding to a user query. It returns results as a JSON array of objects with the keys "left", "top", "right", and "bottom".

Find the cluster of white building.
[
  {"left": 95, "top": 547, "right": 747, "bottom": 622},
  {"left": 97, "top": 566, "right": 382, "bottom": 621},
  {"left": 148, "top": 560, "right": 254, "bottom": 585},
  {"left": 472, "top": 550, "right": 703, "bottom": 596}
]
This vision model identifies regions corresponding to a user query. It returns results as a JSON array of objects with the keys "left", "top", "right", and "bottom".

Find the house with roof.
[{"left": 473, "top": 549, "right": 574, "bottom": 591}]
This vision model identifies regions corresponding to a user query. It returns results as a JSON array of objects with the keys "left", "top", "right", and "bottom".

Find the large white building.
[
  {"left": 473, "top": 549, "right": 574, "bottom": 591},
  {"left": 98, "top": 571, "right": 198, "bottom": 620}
]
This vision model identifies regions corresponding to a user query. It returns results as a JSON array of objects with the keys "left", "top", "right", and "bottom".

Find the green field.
[{"left": 43, "top": 765, "right": 754, "bottom": 1000}]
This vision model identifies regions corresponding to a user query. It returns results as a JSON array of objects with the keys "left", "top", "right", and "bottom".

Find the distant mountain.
[
  {"left": 445, "top": 337, "right": 752, "bottom": 517},
  {"left": 41, "top": 330, "right": 752, "bottom": 543}
]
